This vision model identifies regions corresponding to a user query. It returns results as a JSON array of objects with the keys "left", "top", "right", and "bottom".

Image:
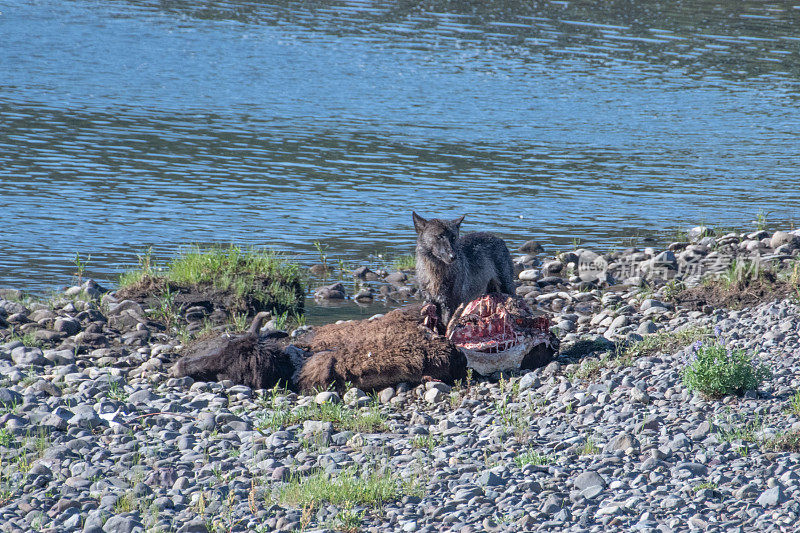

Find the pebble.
[{"left": 315, "top": 391, "right": 341, "bottom": 404}]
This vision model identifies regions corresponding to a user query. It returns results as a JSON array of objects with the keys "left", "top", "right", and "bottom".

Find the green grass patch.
[
  {"left": 277, "top": 466, "right": 421, "bottom": 510},
  {"left": 411, "top": 434, "right": 442, "bottom": 453},
  {"left": 578, "top": 437, "right": 600, "bottom": 456},
  {"left": 118, "top": 244, "right": 304, "bottom": 317},
  {"left": 114, "top": 492, "right": 136, "bottom": 513},
  {"left": 256, "top": 402, "right": 388, "bottom": 433},
  {"left": 716, "top": 259, "right": 764, "bottom": 290},
  {"left": 716, "top": 413, "right": 764, "bottom": 443},
  {"left": 763, "top": 430, "right": 800, "bottom": 452},
  {"left": 392, "top": 254, "right": 416, "bottom": 271},
  {"left": 7, "top": 331, "right": 43, "bottom": 349},
  {"left": 329, "top": 506, "right": 365, "bottom": 533},
  {"left": 715, "top": 413, "right": 800, "bottom": 453},
  {"left": 107, "top": 380, "right": 128, "bottom": 402},
  {"left": 693, "top": 481, "right": 718, "bottom": 492},
  {"left": 789, "top": 391, "right": 800, "bottom": 415},
  {"left": 568, "top": 327, "right": 710, "bottom": 381},
  {"left": 682, "top": 340, "right": 771, "bottom": 398},
  {"left": 514, "top": 449, "right": 553, "bottom": 467},
  {"left": 0, "top": 427, "right": 11, "bottom": 448},
  {"left": 570, "top": 355, "right": 614, "bottom": 380},
  {"left": 624, "top": 326, "right": 711, "bottom": 360}
]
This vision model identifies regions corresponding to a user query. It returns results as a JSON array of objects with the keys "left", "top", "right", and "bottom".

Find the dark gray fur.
[{"left": 412, "top": 212, "right": 515, "bottom": 325}]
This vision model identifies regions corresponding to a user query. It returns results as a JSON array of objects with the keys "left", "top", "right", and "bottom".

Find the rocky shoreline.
[{"left": 1, "top": 227, "right": 800, "bottom": 532}]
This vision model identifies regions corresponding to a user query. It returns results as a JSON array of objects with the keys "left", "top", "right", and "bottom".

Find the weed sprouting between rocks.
[
  {"left": 256, "top": 400, "right": 388, "bottom": 434},
  {"left": 276, "top": 465, "right": 423, "bottom": 511},
  {"left": 682, "top": 328, "right": 771, "bottom": 398}
]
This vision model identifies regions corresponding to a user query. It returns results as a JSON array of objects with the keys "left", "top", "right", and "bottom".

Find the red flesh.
[{"left": 447, "top": 294, "right": 550, "bottom": 354}]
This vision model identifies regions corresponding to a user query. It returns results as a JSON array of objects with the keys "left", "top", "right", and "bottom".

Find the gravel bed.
[{"left": 1, "top": 228, "right": 800, "bottom": 532}]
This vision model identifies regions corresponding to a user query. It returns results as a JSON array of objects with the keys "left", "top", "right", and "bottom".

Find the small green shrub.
[
  {"left": 411, "top": 434, "right": 441, "bottom": 452},
  {"left": 682, "top": 334, "right": 771, "bottom": 398},
  {"left": 718, "top": 259, "right": 763, "bottom": 289},
  {"left": 330, "top": 505, "right": 364, "bottom": 533},
  {"left": 693, "top": 481, "right": 718, "bottom": 492}
]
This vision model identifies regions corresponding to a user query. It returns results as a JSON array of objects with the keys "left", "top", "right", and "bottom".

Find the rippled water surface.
[{"left": 2, "top": 0, "right": 800, "bottom": 307}]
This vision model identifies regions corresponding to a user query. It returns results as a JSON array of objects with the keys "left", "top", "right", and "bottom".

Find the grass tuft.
[
  {"left": 256, "top": 402, "right": 388, "bottom": 433},
  {"left": 578, "top": 437, "right": 600, "bottom": 455},
  {"left": 277, "top": 466, "right": 421, "bottom": 510},
  {"left": 624, "top": 326, "right": 711, "bottom": 360},
  {"left": 764, "top": 430, "right": 800, "bottom": 452},
  {"left": 392, "top": 254, "right": 416, "bottom": 271},
  {"left": 717, "top": 260, "right": 764, "bottom": 289},
  {"left": 514, "top": 449, "right": 553, "bottom": 467},
  {"left": 693, "top": 481, "right": 718, "bottom": 492},
  {"left": 8, "top": 331, "right": 43, "bottom": 349},
  {"left": 411, "top": 434, "right": 442, "bottom": 453},
  {"left": 114, "top": 492, "right": 136, "bottom": 513},
  {"left": 329, "top": 505, "right": 365, "bottom": 533},
  {"left": 570, "top": 327, "right": 709, "bottom": 381},
  {"left": 789, "top": 391, "right": 800, "bottom": 415}
]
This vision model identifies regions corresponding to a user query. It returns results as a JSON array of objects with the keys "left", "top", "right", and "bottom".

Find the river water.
[{"left": 2, "top": 0, "right": 800, "bottom": 320}]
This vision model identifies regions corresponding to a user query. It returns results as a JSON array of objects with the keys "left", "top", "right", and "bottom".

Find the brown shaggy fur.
[{"left": 296, "top": 305, "right": 468, "bottom": 393}]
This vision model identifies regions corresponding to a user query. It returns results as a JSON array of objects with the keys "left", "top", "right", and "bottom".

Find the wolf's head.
[{"left": 412, "top": 212, "right": 465, "bottom": 264}]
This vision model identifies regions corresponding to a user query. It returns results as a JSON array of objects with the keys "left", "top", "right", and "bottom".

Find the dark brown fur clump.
[
  {"left": 296, "top": 305, "right": 467, "bottom": 393},
  {"left": 171, "top": 313, "right": 296, "bottom": 390}
]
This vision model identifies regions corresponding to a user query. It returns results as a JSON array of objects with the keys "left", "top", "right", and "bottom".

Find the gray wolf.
[{"left": 412, "top": 212, "right": 515, "bottom": 325}]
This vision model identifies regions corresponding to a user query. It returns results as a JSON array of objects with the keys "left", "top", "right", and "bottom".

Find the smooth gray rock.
[
  {"left": 519, "top": 372, "right": 540, "bottom": 392},
  {"left": 379, "top": 387, "right": 395, "bottom": 404},
  {"left": 54, "top": 317, "right": 81, "bottom": 335},
  {"left": 691, "top": 421, "right": 712, "bottom": 441},
  {"left": 637, "top": 320, "right": 658, "bottom": 335},
  {"left": 303, "top": 420, "right": 333, "bottom": 434},
  {"left": 770, "top": 231, "right": 795, "bottom": 249},
  {"left": 424, "top": 388, "right": 445, "bottom": 404},
  {"left": 43, "top": 348, "right": 76, "bottom": 365},
  {"left": 11, "top": 346, "right": 48, "bottom": 366},
  {"left": 756, "top": 486, "right": 784, "bottom": 507},
  {"left": 674, "top": 462, "right": 708, "bottom": 476},
  {"left": 0, "top": 387, "right": 23, "bottom": 408},
  {"left": 128, "top": 389, "right": 156, "bottom": 404},
  {"left": 68, "top": 405, "right": 105, "bottom": 429},
  {"left": 574, "top": 471, "right": 606, "bottom": 491},
  {"left": 314, "top": 283, "right": 346, "bottom": 300},
  {"left": 102, "top": 515, "right": 144, "bottom": 533},
  {"left": 315, "top": 391, "right": 341, "bottom": 404},
  {"left": 107, "top": 300, "right": 145, "bottom": 317},
  {"left": 603, "top": 432, "right": 639, "bottom": 453},
  {"left": 640, "top": 299, "right": 668, "bottom": 312},
  {"left": 477, "top": 471, "right": 503, "bottom": 487}
]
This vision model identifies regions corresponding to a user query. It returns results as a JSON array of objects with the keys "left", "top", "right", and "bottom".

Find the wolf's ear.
[
  {"left": 412, "top": 211, "right": 427, "bottom": 234},
  {"left": 452, "top": 215, "right": 465, "bottom": 229}
]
